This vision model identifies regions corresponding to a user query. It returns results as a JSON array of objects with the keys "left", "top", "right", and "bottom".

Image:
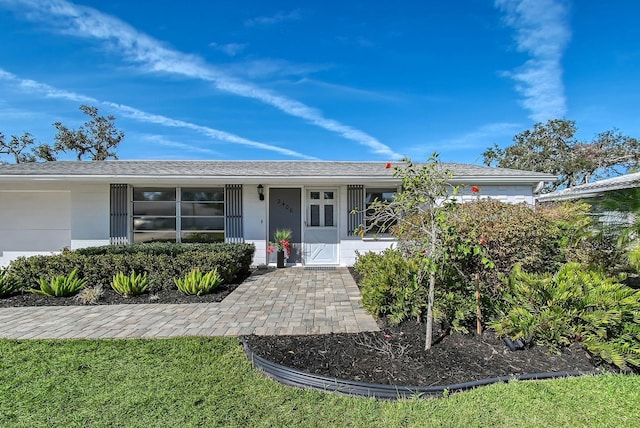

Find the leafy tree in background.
[
  {"left": 0, "top": 132, "right": 39, "bottom": 163},
  {"left": 0, "top": 105, "right": 123, "bottom": 163},
  {"left": 483, "top": 119, "right": 640, "bottom": 192},
  {"left": 52, "top": 105, "right": 124, "bottom": 161}
]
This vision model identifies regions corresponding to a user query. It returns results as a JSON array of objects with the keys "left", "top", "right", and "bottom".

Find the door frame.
[
  {"left": 303, "top": 187, "right": 339, "bottom": 265},
  {"left": 266, "top": 186, "right": 304, "bottom": 265}
]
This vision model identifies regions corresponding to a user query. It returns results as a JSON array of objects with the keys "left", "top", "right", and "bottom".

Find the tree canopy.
[
  {"left": 483, "top": 119, "right": 640, "bottom": 191},
  {"left": 0, "top": 105, "right": 124, "bottom": 163}
]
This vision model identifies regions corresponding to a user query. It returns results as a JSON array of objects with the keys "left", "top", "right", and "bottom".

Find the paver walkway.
[{"left": 0, "top": 267, "right": 379, "bottom": 339}]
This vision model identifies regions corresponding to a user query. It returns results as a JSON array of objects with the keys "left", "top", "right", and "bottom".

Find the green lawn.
[{"left": 0, "top": 337, "right": 638, "bottom": 427}]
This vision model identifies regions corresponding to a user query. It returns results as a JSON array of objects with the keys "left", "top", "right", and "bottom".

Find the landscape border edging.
[{"left": 241, "top": 338, "right": 600, "bottom": 400}]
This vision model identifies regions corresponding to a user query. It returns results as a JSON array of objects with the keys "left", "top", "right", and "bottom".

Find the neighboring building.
[
  {"left": 536, "top": 172, "right": 640, "bottom": 229},
  {"left": 0, "top": 160, "right": 555, "bottom": 267},
  {"left": 536, "top": 172, "right": 640, "bottom": 203}
]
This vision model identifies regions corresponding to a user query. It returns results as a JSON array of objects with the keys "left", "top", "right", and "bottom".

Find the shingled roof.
[
  {"left": 0, "top": 160, "right": 556, "bottom": 184},
  {"left": 537, "top": 172, "right": 640, "bottom": 202}
]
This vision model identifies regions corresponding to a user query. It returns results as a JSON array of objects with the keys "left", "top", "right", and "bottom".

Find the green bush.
[
  {"left": 29, "top": 269, "right": 87, "bottom": 297},
  {"left": 353, "top": 249, "right": 475, "bottom": 329},
  {"left": 74, "top": 242, "right": 255, "bottom": 277},
  {"left": 354, "top": 249, "right": 421, "bottom": 323},
  {"left": 112, "top": 271, "right": 151, "bottom": 296},
  {"left": 493, "top": 263, "right": 640, "bottom": 370},
  {"left": 9, "top": 243, "right": 254, "bottom": 292},
  {"left": 174, "top": 268, "right": 223, "bottom": 296},
  {"left": 538, "top": 201, "right": 626, "bottom": 273},
  {"left": 0, "top": 267, "right": 21, "bottom": 297}
]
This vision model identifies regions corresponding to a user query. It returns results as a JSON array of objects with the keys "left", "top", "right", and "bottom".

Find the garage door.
[{"left": 0, "top": 190, "right": 71, "bottom": 255}]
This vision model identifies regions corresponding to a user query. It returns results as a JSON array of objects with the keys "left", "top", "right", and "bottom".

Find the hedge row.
[{"left": 8, "top": 243, "right": 255, "bottom": 292}]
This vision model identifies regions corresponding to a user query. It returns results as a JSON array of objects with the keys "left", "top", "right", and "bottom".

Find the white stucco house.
[{"left": 0, "top": 160, "right": 555, "bottom": 267}]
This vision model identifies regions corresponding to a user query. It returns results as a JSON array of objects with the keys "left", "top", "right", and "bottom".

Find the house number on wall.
[{"left": 276, "top": 198, "right": 294, "bottom": 214}]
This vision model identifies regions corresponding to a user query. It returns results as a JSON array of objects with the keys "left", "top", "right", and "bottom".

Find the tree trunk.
[
  {"left": 425, "top": 271, "right": 436, "bottom": 351},
  {"left": 475, "top": 274, "right": 483, "bottom": 335},
  {"left": 425, "top": 221, "right": 437, "bottom": 351}
]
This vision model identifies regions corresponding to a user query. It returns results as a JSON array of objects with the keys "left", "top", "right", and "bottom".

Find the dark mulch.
[
  {"left": 244, "top": 319, "right": 604, "bottom": 387},
  {"left": 244, "top": 266, "right": 609, "bottom": 387},
  {"left": 0, "top": 284, "right": 238, "bottom": 307}
]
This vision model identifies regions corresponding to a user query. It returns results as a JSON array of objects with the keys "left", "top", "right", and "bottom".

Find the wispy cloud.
[
  {"left": 209, "top": 42, "right": 247, "bottom": 57},
  {"left": 244, "top": 10, "right": 301, "bottom": 27},
  {"left": 495, "top": 0, "right": 571, "bottom": 122},
  {"left": 1, "top": 0, "right": 399, "bottom": 157},
  {"left": 0, "top": 68, "right": 315, "bottom": 159}
]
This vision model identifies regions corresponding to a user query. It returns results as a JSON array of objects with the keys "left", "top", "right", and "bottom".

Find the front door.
[
  {"left": 268, "top": 188, "right": 302, "bottom": 264},
  {"left": 304, "top": 189, "right": 338, "bottom": 264}
]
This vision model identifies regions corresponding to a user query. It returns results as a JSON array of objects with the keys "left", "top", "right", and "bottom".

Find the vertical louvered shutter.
[
  {"left": 347, "top": 185, "right": 364, "bottom": 236},
  {"left": 225, "top": 184, "right": 243, "bottom": 243},
  {"left": 110, "top": 184, "right": 129, "bottom": 244}
]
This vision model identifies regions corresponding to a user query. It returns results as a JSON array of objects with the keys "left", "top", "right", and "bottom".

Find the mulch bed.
[
  {"left": 244, "top": 319, "right": 604, "bottom": 387},
  {"left": 244, "top": 266, "right": 611, "bottom": 387},
  {"left": 0, "top": 284, "right": 238, "bottom": 307}
]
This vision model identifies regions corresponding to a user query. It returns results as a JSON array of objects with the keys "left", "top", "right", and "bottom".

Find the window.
[
  {"left": 132, "top": 187, "right": 225, "bottom": 243},
  {"left": 365, "top": 188, "right": 396, "bottom": 233},
  {"left": 308, "top": 190, "right": 335, "bottom": 228}
]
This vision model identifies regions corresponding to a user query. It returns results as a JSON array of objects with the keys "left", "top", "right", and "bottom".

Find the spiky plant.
[
  {"left": 112, "top": 271, "right": 151, "bottom": 297},
  {"left": 174, "top": 268, "right": 223, "bottom": 296},
  {"left": 0, "top": 267, "right": 21, "bottom": 297},
  {"left": 29, "top": 269, "right": 87, "bottom": 297}
]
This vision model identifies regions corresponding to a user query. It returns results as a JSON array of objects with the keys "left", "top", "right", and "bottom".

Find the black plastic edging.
[{"left": 241, "top": 339, "right": 599, "bottom": 400}]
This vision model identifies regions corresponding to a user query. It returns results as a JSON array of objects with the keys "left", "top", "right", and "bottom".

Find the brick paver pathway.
[{"left": 0, "top": 267, "right": 379, "bottom": 339}]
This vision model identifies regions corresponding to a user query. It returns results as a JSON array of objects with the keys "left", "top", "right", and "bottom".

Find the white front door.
[{"left": 304, "top": 189, "right": 338, "bottom": 265}]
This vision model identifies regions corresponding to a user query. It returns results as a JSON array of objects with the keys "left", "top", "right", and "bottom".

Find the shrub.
[
  {"left": 74, "top": 285, "right": 104, "bottom": 305},
  {"left": 353, "top": 249, "right": 475, "bottom": 330},
  {"left": 74, "top": 242, "right": 255, "bottom": 277},
  {"left": 492, "top": 263, "right": 640, "bottom": 370},
  {"left": 112, "top": 271, "right": 151, "bottom": 296},
  {"left": 538, "top": 201, "right": 626, "bottom": 273},
  {"left": 29, "top": 269, "right": 87, "bottom": 297},
  {"left": 174, "top": 268, "right": 223, "bottom": 296},
  {"left": 0, "top": 267, "right": 21, "bottom": 297},
  {"left": 9, "top": 243, "right": 254, "bottom": 292},
  {"left": 354, "top": 249, "right": 421, "bottom": 323}
]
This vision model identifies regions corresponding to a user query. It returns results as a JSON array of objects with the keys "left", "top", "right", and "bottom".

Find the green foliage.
[
  {"left": 0, "top": 267, "right": 21, "bottom": 297},
  {"left": 354, "top": 249, "right": 422, "bottom": 323},
  {"left": 9, "top": 243, "right": 254, "bottom": 292},
  {"left": 112, "top": 271, "right": 151, "bottom": 296},
  {"left": 353, "top": 249, "right": 476, "bottom": 331},
  {"left": 52, "top": 104, "right": 124, "bottom": 161},
  {"left": 174, "top": 268, "right": 223, "bottom": 296},
  {"left": 483, "top": 119, "right": 640, "bottom": 191},
  {"left": 29, "top": 269, "right": 87, "bottom": 297},
  {"left": 493, "top": 263, "right": 640, "bottom": 370}
]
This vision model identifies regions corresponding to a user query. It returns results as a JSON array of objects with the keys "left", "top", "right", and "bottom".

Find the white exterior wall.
[
  {"left": 70, "top": 184, "right": 110, "bottom": 249},
  {"left": 0, "top": 180, "right": 537, "bottom": 268},
  {"left": 0, "top": 183, "right": 110, "bottom": 267},
  {"left": 242, "top": 184, "right": 268, "bottom": 265}
]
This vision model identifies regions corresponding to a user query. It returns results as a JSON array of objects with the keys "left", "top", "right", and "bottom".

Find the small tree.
[
  {"left": 53, "top": 105, "right": 124, "bottom": 161},
  {"left": 357, "top": 155, "right": 459, "bottom": 350}
]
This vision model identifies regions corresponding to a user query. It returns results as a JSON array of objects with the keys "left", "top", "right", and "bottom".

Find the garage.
[{"left": 0, "top": 190, "right": 71, "bottom": 266}]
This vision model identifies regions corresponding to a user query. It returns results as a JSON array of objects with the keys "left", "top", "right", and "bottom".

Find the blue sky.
[{"left": 0, "top": 0, "right": 638, "bottom": 164}]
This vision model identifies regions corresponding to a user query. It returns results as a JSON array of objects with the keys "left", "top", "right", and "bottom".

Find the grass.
[{"left": 0, "top": 337, "right": 638, "bottom": 427}]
